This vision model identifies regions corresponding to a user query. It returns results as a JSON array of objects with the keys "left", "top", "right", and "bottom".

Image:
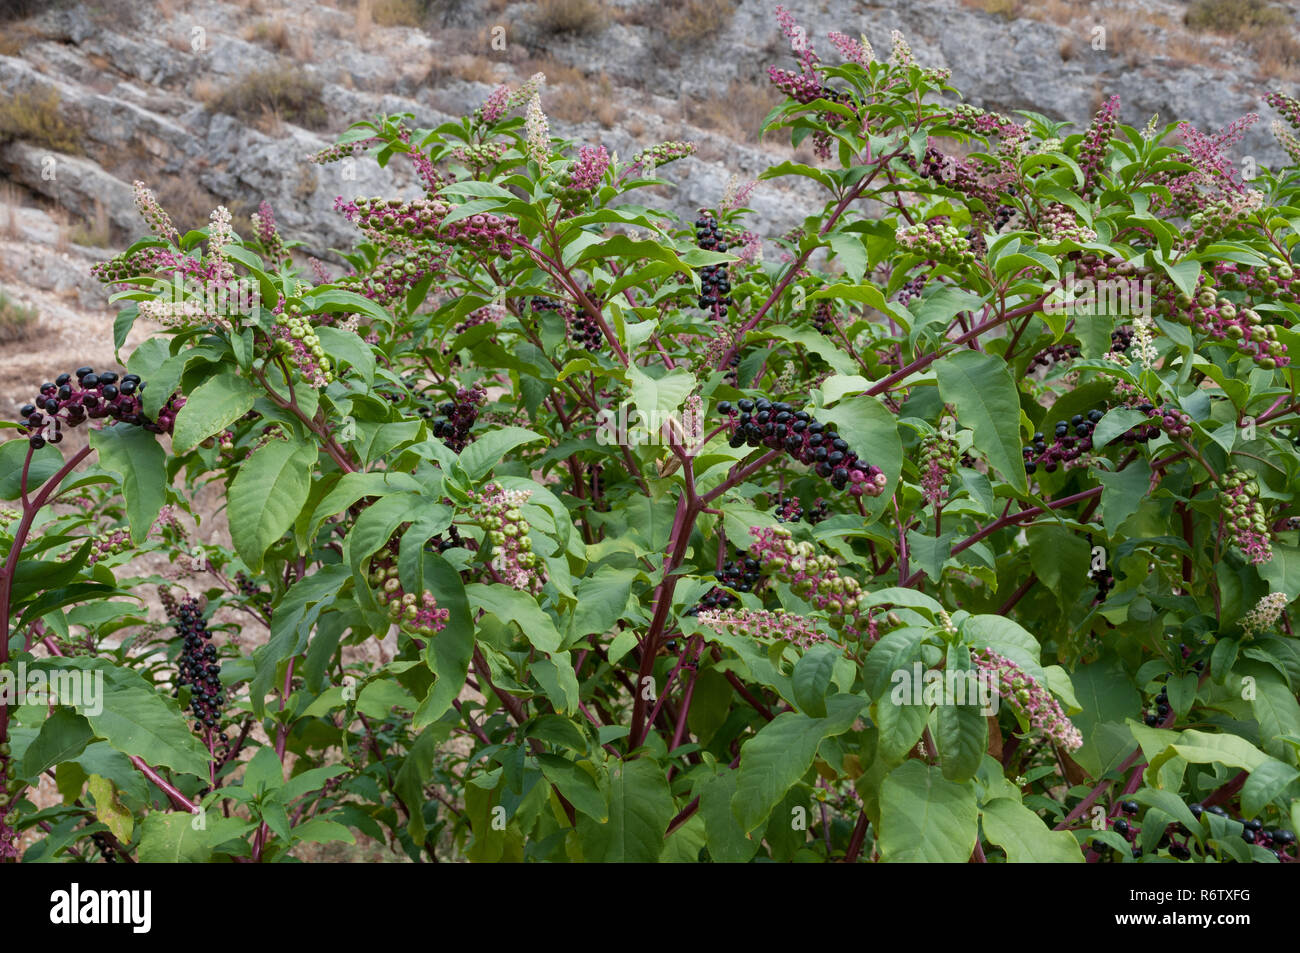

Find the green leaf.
[
  {"left": 935, "top": 350, "right": 1027, "bottom": 492},
  {"left": 0, "top": 438, "right": 62, "bottom": 499},
  {"left": 538, "top": 754, "right": 607, "bottom": 821},
  {"left": 227, "top": 439, "right": 317, "bottom": 571},
  {"left": 170, "top": 371, "right": 258, "bottom": 453},
  {"left": 415, "top": 555, "right": 474, "bottom": 728},
  {"left": 576, "top": 757, "right": 674, "bottom": 862},
  {"left": 83, "top": 685, "right": 210, "bottom": 777},
  {"left": 20, "top": 708, "right": 94, "bottom": 778},
  {"left": 87, "top": 773, "right": 133, "bottom": 844},
  {"left": 879, "top": 760, "right": 978, "bottom": 862},
  {"left": 792, "top": 643, "right": 839, "bottom": 718},
  {"left": 568, "top": 566, "right": 637, "bottom": 641},
  {"left": 698, "top": 767, "right": 759, "bottom": 862},
  {"left": 138, "top": 811, "right": 211, "bottom": 863},
  {"left": 458, "top": 427, "right": 545, "bottom": 480},
  {"left": 466, "top": 583, "right": 562, "bottom": 654},
  {"left": 88, "top": 426, "right": 167, "bottom": 543},
  {"left": 732, "top": 695, "right": 865, "bottom": 834},
  {"left": 981, "top": 797, "right": 1083, "bottom": 862},
  {"left": 1241, "top": 758, "right": 1300, "bottom": 817},
  {"left": 934, "top": 702, "right": 988, "bottom": 782}
]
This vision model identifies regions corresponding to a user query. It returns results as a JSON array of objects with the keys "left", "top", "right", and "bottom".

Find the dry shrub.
[
  {"left": 1245, "top": 26, "right": 1300, "bottom": 78},
  {"left": 0, "top": 286, "right": 38, "bottom": 344},
  {"left": 977, "top": 0, "right": 1022, "bottom": 20},
  {"left": 0, "top": 21, "right": 40, "bottom": 55},
  {"left": 1185, "top": 0, "right": 1289, "bottom": 34},
  {"left": 531, "top": 0, "right": 608, "bottom": 38},
  {"left": 245, "top": 18, "right": 291, "bottom": 53},
  {"left": 1, "top": 183, "right": 21, "bottom": 240},
  {"left": 208, "top": 65, "right": 329, "bottom": 131},
  {"left": 356, "top": 0, "right": 373, "bottom": 43},
  {"left": 658, "top": 0, "right": 736, "bottom": 48},
  {"left": 549, "top": 71, "right": 617, "bottom": 127},
  {"left": 372, "top": 0, "right": 426, "bottom": 27},
  {"left": 153, "top": 177, "right": 222, "bottom": 234},
  {"left": 0, "top": 87, "right": 83, "bottom": 154},
  {"left": 453, "top": 56, "right": 498, "bottom": 85},
  {"left": 68, "top": 198, "right": 111, "bottom": 247},
  {"left": 1058, "top": 34, "right": 1076, "bottom": 61},
  {"left": 687, "top": 78, "right": 780, "bottom": 141}
]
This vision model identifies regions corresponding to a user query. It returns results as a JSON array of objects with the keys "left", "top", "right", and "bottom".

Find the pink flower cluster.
[
  {"left": 567, "top": 144, "right": 610, "bottom": 192},
  {"left": 441, "top": 212, "right": 520, "bottom": 258},
  {"left": 775, "top": 4, "right": 818, "bottom": 71},
  {"left": 250, "top": 200, "right": 286, "bottom": 263},
  {"left": 1164, "top": 113, "right": 1259, "bottom": 209},
  {"left": 696, "top": 606, "right": 827, "bottom": 649},
  {"left": 971, "top": 648, "right": 1083, "bottom": 751},
  {"left": 748, "top": 525, "right": 871, "bottom": 640},
  {"left": 827, "top": 30, "right": 872, "bottom": 66},
  {"left": 767, "top": 66, "right": 824, "bottom": 105}
]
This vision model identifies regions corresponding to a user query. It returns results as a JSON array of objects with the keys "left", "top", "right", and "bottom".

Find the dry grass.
[
  {"left": 355, "top": 0, "right": 373, "bottom": 43},
  {"left": 451, "top": 56, "right": 499, "bottom": 84},
  {"left": 372, "top": 0, "right": 426, "bottom": 27},
  {"left": 531, "top": 0, "right": 608, "bottom": 37},
  {"left": 1185, "top": 0, "right": 1289, "bottom": 34},
  {"left": 153, "top": 177, "right": 221, "bottom": 235},
  {"left": 0, "top": 21, "right": 41, "bottom": 55},
  {"left": 1058, "top": 34, "right": 1077, "bottom": 61},
  {"left": 0, "top": 86, "right": 83, "bottom": 155},
  {"left": 205, "top": 65, "right": 329, "bottom": 131},
  {"left": 549, "top": 71, "right": 617, "bottom": 127},
  {"left": 686, "top": 78, "right": 781, "bottom": 142},
  {"left": 67, "top": 198, "right": 111, "bottom": 247},
  {"left": 244, "top": 18, "right": 291, "bottom": 53},
  {"left": 1, "top": 183, "right": 21, "bottom": 241},
  {"left": 0, "top": 286, "right": 39, "bottom": 344}
]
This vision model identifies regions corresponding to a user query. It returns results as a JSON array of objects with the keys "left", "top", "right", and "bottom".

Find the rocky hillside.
[{"left": 0, "top": 0, "right": 1297, "bottom": 399}]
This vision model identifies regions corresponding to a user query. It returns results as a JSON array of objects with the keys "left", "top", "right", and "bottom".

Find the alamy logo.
[
  {"left": 49, "top": 883, "right": 151, "bottom": 933},
  {"left": 0, "top": 663, "right": 104, "bottom": 716},
  {"left": 889, "top": 662, "right": 999, "bottom": 715}
]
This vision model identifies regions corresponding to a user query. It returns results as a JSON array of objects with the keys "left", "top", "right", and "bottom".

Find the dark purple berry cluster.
[
  {"left": 431, "top": 386, "right": 486, "bottom": 453},
  {"left": 532, "top": 296, "right": 601, "bottom": 351},
  {"left": 810, "top": 301, "right": 836, "bottom": 337},
  {"left": 17, "top": 367, "right": 151, "bottom": 448},
  {"left": 169, "top": 596, "right": 226, "bottom": 735},
  {"left": 772, "top": 494, "right": 829, "bottom": 524},
  {"left": 1023, "top": 410, "right": 1104, "bottom": 474},
  {"left": 694, "top": 216, "right": 733, "bottom": 319},
  {"left": 683, "top": 554, "right": 764, "bottom": 617},
  {"left": 717, "top": 398, "right": 887, "bottom": 496}
]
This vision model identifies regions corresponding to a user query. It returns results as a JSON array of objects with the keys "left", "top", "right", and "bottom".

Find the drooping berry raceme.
[
  {"left": 810, "top": 301, "right": 836, "bottom": 337},
  {"left": 450, "top": 141, "right": 507, "bottom": 172},
  {"left": 272, "top": 303, "right": 334, "bottom": 389},
  {"left": 441, "top": 211, "right": 521, "bottom": 259},
  {"left": 1077, "top": 95, "right": 1120, "bottom": 195},
  {"left": 16, "top": 367, "right": 159, "bottom": 447},
  {"left": 250, "top": 200, "right": 286, "bottom": 264},
  {"left": 467, "top": 483, "right": 545, "bottom": 594},
  {"left": 773, "top": 494, "right": 803, "bottom": 523},
  {"left": 1038, "top": 203, "right": 1097, "bottom": 243},
  {"left": 307, "top": 139, "right": 376, "bottom": 165},
  {"left": 431, "top": 385, "right": 486, "bottom": 453},
  {"left": 132, "top": 180, "right": 178, "bottom": 243},
  {"left": 1267, "top": 91, "right": 1300, "bottom": 163},
  {"left": 748, "top": 525, "right": 872, "bottom": 640},
  {"left": 684, "top": 550, "right": 767, "bottom": 618},
  {"left": 717, "top": 398, "right": 886, "bottom": 496},
  {"left": 971, "top": 648, "right": 1083, "bottom": 751},
  {"left": 918, "top": 430, "right": 959, "bottom": 507},
  {"left": 1240, "top": 591, "right": 1290, "bottom": 637},
  {"left": 696, "top": 606, "right": 828, "bottom": 649},
  {"left": 555, "top": 144, "right": 610, "bottom": 215},
  {"left": 368, "top": 555, "right": 450, "bottom": 639},
  {"left": 1218, "top": 468, "right": 1272, "bottom": 564},
  {"left": 1152, "top": 278, "right": 1288, "bottom": 369},
  {"left": 694, "top": 215, "right": 733, "bottom": 320},
  {"left": 0, "top": 748, "right": 17, "bottom": 860},
  {"left": 167, "top": 594, "right": 227, "bottom": 741},
  {"left": 351, "top": 196, "right": 450, "bottom": 242},
  {"left": 86, "top": 529, "right": 131, "bottom": 565},
  {"left": 532, "top": 296, "right": 601, "bottom": 351},
  {"left": 624, "top": 140, "right": 695, "bottom": 179},
  {"left": 337, "top": 246, "right": 450, "bottom": 309},
  {"left": 895, "top": 220, "right": 976, "bottom": 267}
]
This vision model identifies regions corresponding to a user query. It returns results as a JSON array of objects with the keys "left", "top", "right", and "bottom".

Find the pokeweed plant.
[{"left": 3, "top": 7, "right": 1300, "bottom": 863}]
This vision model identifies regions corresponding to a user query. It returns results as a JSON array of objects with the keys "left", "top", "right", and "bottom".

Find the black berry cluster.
[
  {"left": 90, "top": 832, "right": 118, "bottom": 863},
  {"left": 169, "top": 596, "right": 227, "bottom": 736},
  {"left": 424, "top": 524, "right": 464, "bottom": 554},
  {"left": 532, "top": 296, "right": 601, "bottom": 351},
  {"left": 717, "top": 398, "right": 887, "bottom": 496},
  {"left": 431, "top": 386, "right": 486, "bottom": 453},
  {"left": 772, "top": 494, "right": 832, "bottom": 525},
  {"left": 1024, "top": 410, "right": 1104, "bottom": 474},
  {"left": 694, "top": 216, "right": 733, "bottom": 319},
  {"left": 17, "top": 367, "right": 151, "bottom": 448},
  {"left": 683, "top": 553, "right": 764, "bottom": 617},
  {"left": 810, "top": 301, "right": 836, "bottom": 337},
  {"left": 1142, "top": 684, "right": 1171, "bottom": 727}
]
